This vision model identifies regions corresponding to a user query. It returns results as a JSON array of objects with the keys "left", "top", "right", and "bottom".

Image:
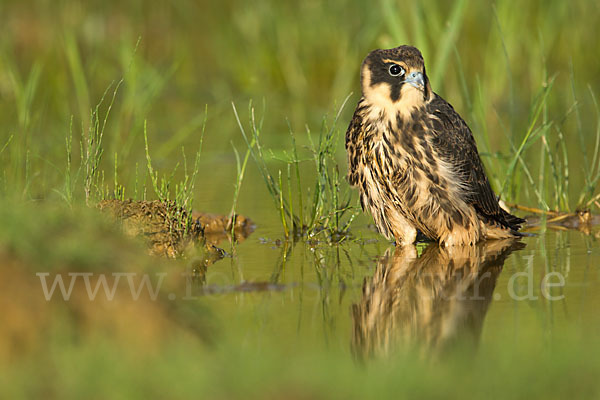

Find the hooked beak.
[{"left": 405, "top": 71, "right": 425, "bottom": 90}]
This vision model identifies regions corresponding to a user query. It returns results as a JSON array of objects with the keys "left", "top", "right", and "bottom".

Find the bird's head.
[{"left": 360, "top": 46, "right": 431, "bottom": 115}]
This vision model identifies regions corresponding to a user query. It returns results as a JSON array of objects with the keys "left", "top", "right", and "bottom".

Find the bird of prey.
[{"left": 345, "top": 45, "right": 524, "bottom": 246}]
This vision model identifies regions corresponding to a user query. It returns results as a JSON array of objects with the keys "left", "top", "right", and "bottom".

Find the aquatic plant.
[{"left": 234, "top": 99, "right": 358, "bottom": 242}]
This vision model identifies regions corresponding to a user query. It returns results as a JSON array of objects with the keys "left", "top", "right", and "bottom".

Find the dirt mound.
[{"left": 98, "top": 199, "right": 254, "bottom": 257}]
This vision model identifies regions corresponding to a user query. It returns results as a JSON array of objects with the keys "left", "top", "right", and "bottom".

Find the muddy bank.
[{"left": 98, "top": 199, "right": 255, "bottom": 258}]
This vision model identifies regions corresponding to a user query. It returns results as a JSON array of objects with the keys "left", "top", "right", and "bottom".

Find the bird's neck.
[{"left": 362, "top": 86, "right": 427, "bottom": 131}]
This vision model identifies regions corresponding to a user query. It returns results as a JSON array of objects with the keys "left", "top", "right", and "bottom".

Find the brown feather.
[{"left": 345, "top": 45, "right": 524, "bottom": 246}]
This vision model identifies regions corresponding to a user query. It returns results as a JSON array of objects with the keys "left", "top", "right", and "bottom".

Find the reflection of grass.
[{"left": 0, "top": 201, "right": 598, "bottom": 398}]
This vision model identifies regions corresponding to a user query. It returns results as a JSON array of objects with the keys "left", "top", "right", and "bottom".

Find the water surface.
[{"left": 188, "top": 223, "right": 600, "bottom": 359}]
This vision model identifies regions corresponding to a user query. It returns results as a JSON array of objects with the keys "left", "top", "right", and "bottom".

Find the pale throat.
[{"left": 363, "top": 81, "right": 426, "bottom": 124}]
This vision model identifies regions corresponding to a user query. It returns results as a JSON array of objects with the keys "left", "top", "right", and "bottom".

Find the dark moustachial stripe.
[{"left": 346, "top": 45, "right": 524, "bottom": 244}]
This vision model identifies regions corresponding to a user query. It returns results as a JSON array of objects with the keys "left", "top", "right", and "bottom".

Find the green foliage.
[
  {"left": 82, "top": 79, "right": 123, "bottom": 204},
  {"left": 143, "top": 115, "right": 206, "bottom": 234},
  {"left": 234, "top": 99, "right": 357, "bottom": 241},
  {"left": 0, "top": 0, "right": 599, "bottom": 218},
  {"left": 1, "top": 3, "right": 600, "bottom": 399}
]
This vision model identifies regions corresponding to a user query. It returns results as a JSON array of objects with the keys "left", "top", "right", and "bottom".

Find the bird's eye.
[{"left": 388, "top": 64, "right": 404, "bottom": 77}]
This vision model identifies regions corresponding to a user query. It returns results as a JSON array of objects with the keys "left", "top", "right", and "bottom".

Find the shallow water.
[
  {"left": 5, "top": 190, "right": 599, "bottom": 398},
  {"left": 4, "top": 192, "right": 600, "bottom": 397},
  {"left": 179, "top": 221, "right": 600, "bottom": 359}
]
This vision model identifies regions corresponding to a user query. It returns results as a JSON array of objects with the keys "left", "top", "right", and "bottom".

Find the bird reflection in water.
[{"left": 352, "top": 239, "right": 525, "bottom": 360}]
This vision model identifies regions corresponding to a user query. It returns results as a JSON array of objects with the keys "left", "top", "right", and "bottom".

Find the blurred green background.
[
  {"left": 1, "top": 0, "right": 599, "bottom": 212},
  {"left": 1, "top": 0, "right": 600, "bottom": 398}
]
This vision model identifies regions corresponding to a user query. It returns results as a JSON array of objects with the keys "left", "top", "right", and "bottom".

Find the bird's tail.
[
  {"left": 501, "top": 209, "right": 526, "bottom": 231},
  {"left": 479, "top": 207, "right": 526, "bottom": 239}
]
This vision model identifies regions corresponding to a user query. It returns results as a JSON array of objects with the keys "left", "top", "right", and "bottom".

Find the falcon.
[{"left": 345, "top": 45, "right": 524, "bottom": 246}]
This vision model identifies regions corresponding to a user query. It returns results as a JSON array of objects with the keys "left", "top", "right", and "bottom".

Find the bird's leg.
[
  {"left": 393, "top": 225, "right": 417, "bottom": 246},
  {"left": 383, "top": 206, "right": 417, "bottom": 246},
  {"left": 440, "top": 226, "right": 480, "bottom": 247}
]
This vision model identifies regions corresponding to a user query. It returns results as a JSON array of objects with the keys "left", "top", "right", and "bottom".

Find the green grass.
[
  {"left": 1, "top": 0, "right": 600, "bottom": 398},
  {"left": 0, "top": 195, "right": 598, "bottom": 399},
  {"left": 2, "top": 330, "right": 599, "bottom": 399},
  {"left": 143, "top": 115, "right": 206, "bottom": 234},
  {"left": 1, "top": 0, "right": 599, "bottom": 219},
  {"left": 234, "top": 98, "right": 357, "bottom": 241}
]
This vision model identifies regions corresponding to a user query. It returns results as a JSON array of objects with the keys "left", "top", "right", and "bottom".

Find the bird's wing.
[
  {"left": 345, "top": 101, "right": 366, "bottom": 187},
  {"left": 426, "top": 94, "right": 523, "bottom": 229}
]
